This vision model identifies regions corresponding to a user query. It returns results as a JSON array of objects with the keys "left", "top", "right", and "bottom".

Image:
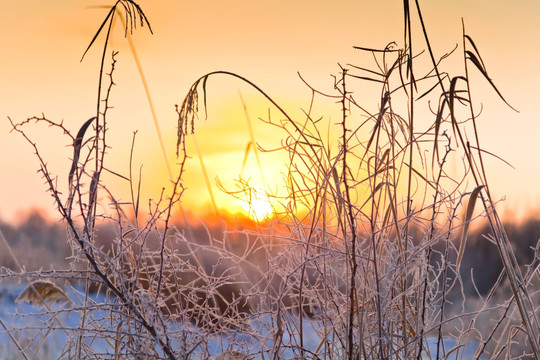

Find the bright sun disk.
[{"left": 240, "top": 191, "right": 273, "bottom": 221}]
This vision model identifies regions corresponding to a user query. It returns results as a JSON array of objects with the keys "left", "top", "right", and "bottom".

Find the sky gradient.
[{"left": 1, "top": 1, "right": 539, "bottom": 223}]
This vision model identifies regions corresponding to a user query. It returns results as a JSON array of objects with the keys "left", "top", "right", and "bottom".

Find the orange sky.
[{"left": 1, "top": 0, "right": 539, "bottom": 223}]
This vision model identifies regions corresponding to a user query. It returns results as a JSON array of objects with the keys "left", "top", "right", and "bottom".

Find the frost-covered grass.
[{"left": 2, "top": 1, "right": 539, "bottom": 359}]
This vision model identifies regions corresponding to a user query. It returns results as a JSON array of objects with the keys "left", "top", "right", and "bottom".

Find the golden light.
[{"left": 239, "top": 189, "right": 274, "bottom": 222}]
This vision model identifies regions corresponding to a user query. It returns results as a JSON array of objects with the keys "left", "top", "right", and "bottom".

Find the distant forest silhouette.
[{"left": 2, "top": 209, "right": 539, "bottom": 299}]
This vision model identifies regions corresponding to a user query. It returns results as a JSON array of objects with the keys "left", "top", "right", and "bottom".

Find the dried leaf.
[{"left": 16, "top": 281, "right": 69, "bottom": 308}]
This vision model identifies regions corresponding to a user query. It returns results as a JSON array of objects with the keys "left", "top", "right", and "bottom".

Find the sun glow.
[{"left": 240, "top": 190, "right": 274, "bottom": 222}]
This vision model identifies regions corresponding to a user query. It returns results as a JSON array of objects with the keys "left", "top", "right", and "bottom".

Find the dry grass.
[{"left": 2, "top": 1, "right": 539, "bottom": 359}]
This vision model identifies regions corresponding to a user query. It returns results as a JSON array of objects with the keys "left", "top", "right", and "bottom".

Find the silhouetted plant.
[{"left": 2, "top": 1, "right": 539, "bottom": 359}]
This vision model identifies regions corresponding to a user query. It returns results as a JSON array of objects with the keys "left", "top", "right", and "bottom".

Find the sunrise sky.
[{"left": 1, "top": 0, "right": 539, "bottom": 223}]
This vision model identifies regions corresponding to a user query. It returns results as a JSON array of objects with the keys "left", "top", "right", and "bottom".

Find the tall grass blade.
[
  {"left": 116, "top": 12, "right": 172, "bottom": 179},
  {"left": 463, "top": 35, "right": 486, "bottom": 69},
  {"left": 81, "top": 6, "right": 116, "bottom": 61},
  {"left": 69, "top": 117, "right": 96, "bottom": 188},
  {"left": 448, "top": 76, "right": 466, "bottom": 140},
  {"left": 202, "top": 75, "right": 209, "bottom": 119},
  {"left": 465, "top": 50, "right": 518, "bottom": 112},
  {"left": 432, "top": 97, "right": 447, "bottom": 165},
  {"left": 240, "top": 141, "right": 253, "bottom": 175},
  {"left": 457, "top": 185, "right": 483, "bottom": 265},
  {"left": 239, "top": 91, "right": 267, "bottom": 189},
  {"left": 193, "top": 133, "right": 219, "bottom": 216}
]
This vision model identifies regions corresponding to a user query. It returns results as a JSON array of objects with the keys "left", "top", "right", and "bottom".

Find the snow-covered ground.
[{"left": 1, "top": 284, "right": 484, "bottom": 359}]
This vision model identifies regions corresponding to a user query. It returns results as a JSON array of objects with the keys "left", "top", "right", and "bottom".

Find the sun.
[{"left": 240, "top": 190, "right": 273, "bottom": 221}]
